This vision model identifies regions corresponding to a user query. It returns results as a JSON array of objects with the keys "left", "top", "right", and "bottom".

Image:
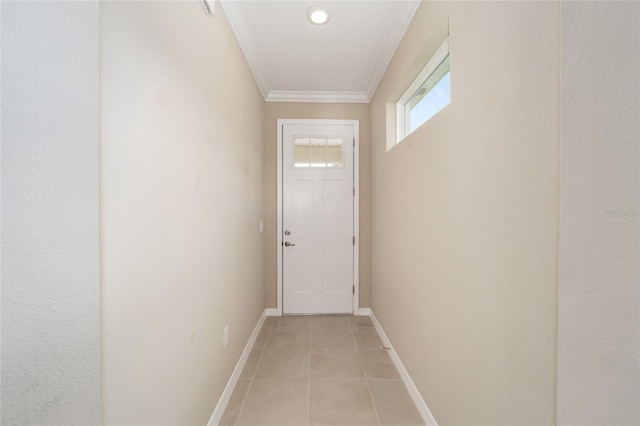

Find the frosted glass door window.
[
  {"left": 294, "top": 138, "right": 311, "bottom": 167},
  {"left": 327, "top": 139, "right": 343, "bottom": 168},
  {"left": 310, "top": 138, "right": 326, "bottom": 167},
  {"left": 294, "top": 137, "right": 343, "bottom": 168}
]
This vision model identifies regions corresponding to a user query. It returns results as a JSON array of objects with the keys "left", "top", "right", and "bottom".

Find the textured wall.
[
  {"left": 1, "top": 2, "right": 102, "bottom": 424},
  {"left": 263, "top": 102, "right": 371, "bottom": 310},
  {"left": 557, "top": 2, "right": 640, "bottom": 424},
  {"left": 100, "top": 1, "right": 264, "bottom": 424},
  {"left": 369, "top": 2, "right": 559, "bottom": 423}
]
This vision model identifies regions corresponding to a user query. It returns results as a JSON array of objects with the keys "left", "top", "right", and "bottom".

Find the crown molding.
[
  {"left": 365, "top": 1, "right": 421, "bottom": 101},
  {"left": 219, "top": 0, "right": 271, "bottom": 99},
  {"left": 220, "top": 0, "right": 420, "bottom": 104},
  {"left": 266, "top": 90, "right": 370, "bottom": 104}
]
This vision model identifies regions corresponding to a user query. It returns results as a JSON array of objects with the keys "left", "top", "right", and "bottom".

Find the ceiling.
[{"left": 219, "top": 1, "right": 420, "bottom": 103}]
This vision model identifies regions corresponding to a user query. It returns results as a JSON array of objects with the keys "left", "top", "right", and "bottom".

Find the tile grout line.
[
  {"left": 366, "top": 379, "right": 383, "bottom": 426},
  {"left": 351, "top": 320, "right": 382, "bottom": 426},
  {"left": 231, "top": 324, "right": 273, "bottom": 426}
]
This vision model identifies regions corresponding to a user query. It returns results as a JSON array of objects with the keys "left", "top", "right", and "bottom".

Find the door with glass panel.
[{"left": 282, "top": 123, "right": 354, "bottom": 314}]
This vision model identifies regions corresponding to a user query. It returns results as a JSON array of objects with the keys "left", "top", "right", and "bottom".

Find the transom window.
[
  {"left": 294, "top": 137, "right": 344, "bottom": 168},
  {"left": 396, "top": 38, "right": 450, "bottom": 143}
]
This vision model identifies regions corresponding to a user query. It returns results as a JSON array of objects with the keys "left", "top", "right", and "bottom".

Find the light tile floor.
[{"left": 220, "top": 315, "right": 425, "bottom": 426}]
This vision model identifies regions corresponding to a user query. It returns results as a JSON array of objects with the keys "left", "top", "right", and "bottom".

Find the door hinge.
[
  {"left": 353, "top": 137, "right": 355, "bottom": 147},
  {"left": 353, "top": 285, "right": 355, "bottom": 294},
  {"left": 352, "top": 236, "right": 355, "bottom": 245},
  {"left": 353, "top": 187, "right": 355, "bottom": 196}
]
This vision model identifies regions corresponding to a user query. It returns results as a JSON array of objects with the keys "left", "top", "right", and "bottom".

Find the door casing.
[{"left": 276, "top": 119, "right": 360, "bottom": 316}]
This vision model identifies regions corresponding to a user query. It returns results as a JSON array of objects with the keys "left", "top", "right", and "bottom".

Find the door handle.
[{"left": 284, "top": 241, "right": 296, "bottom": 247}]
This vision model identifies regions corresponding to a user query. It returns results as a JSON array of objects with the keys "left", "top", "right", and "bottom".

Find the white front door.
[{"left": 282, "top": 122, "right": 355, "bottom": 314}]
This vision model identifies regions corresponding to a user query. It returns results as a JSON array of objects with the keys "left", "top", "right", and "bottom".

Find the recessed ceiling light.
[{"left": 307, "top": 5, "right": 331, "bottom": 25}]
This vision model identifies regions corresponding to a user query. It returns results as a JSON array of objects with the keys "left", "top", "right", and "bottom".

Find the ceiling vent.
[{"left": 201, "top": 0, "right": 214, "bottom": 17}]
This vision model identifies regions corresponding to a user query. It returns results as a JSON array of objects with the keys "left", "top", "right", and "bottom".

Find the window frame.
[{"left": 395, "top": 38, "right": 450, "bottom": 143}]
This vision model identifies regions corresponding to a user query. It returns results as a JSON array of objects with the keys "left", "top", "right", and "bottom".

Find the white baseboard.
[
  {"left": 356, "top": 308, "right": 371, "bottom": 316},
  {"left": 369, "top": 311, "right": 438, "bottom": 426},
  {"left": 207, "top": 310, "right": 267, "bottom": 426},
  {"left": 265, "top": 308, "right": 279, "bottom": 316}
]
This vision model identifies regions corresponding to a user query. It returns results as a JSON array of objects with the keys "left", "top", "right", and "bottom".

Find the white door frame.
[{"left": 276, "top": 119, "right": 360, "bottom": 316}]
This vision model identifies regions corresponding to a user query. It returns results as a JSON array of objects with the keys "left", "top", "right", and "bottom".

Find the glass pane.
[
  {"left": 294, "top": 138, "right": 310, "bottom": 167},
  {"left": 310, "top": 138, "right": 326, "bottom": 167},
  {"left": 406, "top": 55, "right": 451, "bottom": 134},
  {"left": 326, "top": 138, "right": 343, "bottom": 167}
]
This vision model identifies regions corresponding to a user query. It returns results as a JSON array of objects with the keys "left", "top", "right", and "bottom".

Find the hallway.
[
  {"left": 220, "top": 315, "right": 425, "bottom": 426},
  {"left": 2, "top": 0, "right": 638, "bottom": 424}
]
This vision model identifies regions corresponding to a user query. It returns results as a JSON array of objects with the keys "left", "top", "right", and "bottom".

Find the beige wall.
[
  {"left": 557, "top": 2, "right": 639, "bottom": 424},
  {"left": 264, "top": 103, "right": 371, "bottom": 309},
  {"left": 100, "top": 2, "right": 264, "bottom": 424},
  {"left": 370, "top": 2, "right": 559, "bottom": 424}
]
